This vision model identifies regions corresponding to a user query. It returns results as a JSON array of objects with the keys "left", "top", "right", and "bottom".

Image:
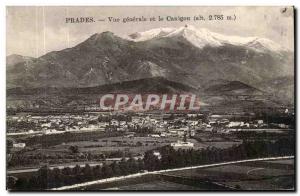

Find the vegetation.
[{"left": 9, "top": 137, "right": 294, "bottom": 190}]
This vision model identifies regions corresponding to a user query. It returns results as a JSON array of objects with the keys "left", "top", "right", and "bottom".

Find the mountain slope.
[
  {"left": 6, "top": 54, "right": 35, "bottom": 67},
  {"left": 254, "top": 76, "right": 294, "bottom": 105},
  {"left": 204, "top": 80, "right": 264, "bottom": 95},
  {"left": 8, "top": 77, "right": 196, "bottom": 95},
  {"left": 7, "top": 77, "right": 198, "bottom": 109}
]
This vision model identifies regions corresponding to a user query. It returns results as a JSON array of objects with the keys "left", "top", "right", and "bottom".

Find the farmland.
[{"left": 163, "top": 159, "right": 295, "bottom": 190}]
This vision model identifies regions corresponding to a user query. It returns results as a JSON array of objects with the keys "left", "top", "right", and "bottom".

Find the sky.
[{"left": 6, "top": 6, "right": 294, "bottom": 57}]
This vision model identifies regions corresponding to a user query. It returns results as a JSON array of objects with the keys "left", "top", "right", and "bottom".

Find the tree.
[
  {"left": 119, "top": 158, "right": 129, "bottom": 175},
  {"left": 27, "top": 176, "right": 39, "bottom": 190},
  {"left": 102, "top": 163, "right": 113, "bottom": 178},
  {"left": 83, "top": 164, "right": 93, "bottom": 180},
  {"left": 10, "top": 177, "right": 23, "bottom": 190},
  {"left": 50, "top": 167, "right": 63, "bottom": 188},
  {"left": 144, "top": 151, "right": 160, "bottom": 171},
  {"left": 69, "top": 145, "right": 79, "bottom": 153},
  {"left": 110, "top": 161, "right": 121, "bottom": 176},
  {"left": 6, "top": 139, "right": 13, "bottom": 154},
  {"left": 93, "top": 165, "right": 102, "bottom": 178},
  {"left": 127, "top": 157, "right": 139, "bottom": 173},
  {"left": 137, "top": 158, "right": 145, "bottom": 171},
  {"left": 37, "top": 165, "right": 50, "bottom": 189},
  {"left": 62, "top": 167, "right": 72, "bottom": 176},
  {"left": 73, "top": 164, "right": 81, "bottom": 175}
]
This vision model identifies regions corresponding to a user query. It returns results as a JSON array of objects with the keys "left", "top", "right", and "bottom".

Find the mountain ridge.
[
  {"left": 127, "top": 25, "right": 289, "bottom": 53},
  {"left": 6, "top": 26, "right": 294, "bottom": 106}
]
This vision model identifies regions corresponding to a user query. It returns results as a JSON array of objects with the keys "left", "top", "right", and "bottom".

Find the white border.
[
  {"left": 2, "top": 0, "right": 300, "bottom": 6},
  {"left": 1, "top": 0, "right": 299, "bottom": 196}
]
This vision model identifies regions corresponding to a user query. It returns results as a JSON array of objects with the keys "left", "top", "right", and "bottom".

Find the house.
[
  {"left": 227, "top": 121, "right": 244, "bottom": 128},
  {"left": 13, "top": 143, "right": 26, "bottom": 148},
  {"left": 171, "top": 141, "right": 194, "bottom": 150},
  {"left": 256, "top": 120, "right": 264, "bottom": 124},
  {"left": 150, "top": 134, "right": 160, "bottom": 138},
  {"left": 189, "top": 130, "right": 195, "bottom": 137},
  {"left": 153, "top": 151, "right": 162, "bottom": 159}
]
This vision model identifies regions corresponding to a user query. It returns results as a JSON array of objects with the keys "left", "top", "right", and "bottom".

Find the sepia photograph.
[{"left": 6, "top": 6, "right": 295, "bottom": 191}]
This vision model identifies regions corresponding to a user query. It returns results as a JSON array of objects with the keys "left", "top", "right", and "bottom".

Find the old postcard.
[{"left": 6, "top": 6, "right": 295, "bottom": 191}]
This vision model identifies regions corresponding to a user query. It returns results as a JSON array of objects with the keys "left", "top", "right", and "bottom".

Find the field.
[
  {"left": 72, "top": 158, "right": 294, "bottom": 191},
  {"left": 164, "top": 159, "right": 295, "bottom": 190},
  {"left": 107, "top": 181, "right": 203, "bottom": 190},
  {"left": 13, "top": 132, "right": 242, "bottom": 159}
]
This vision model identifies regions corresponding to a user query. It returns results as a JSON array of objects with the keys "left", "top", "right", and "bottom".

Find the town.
[
  {"left": 6, "top": 110, "right": 294, "bottom": 190},
  {"left": 7, "top": 110, "right": 294, "bottom": 165}
]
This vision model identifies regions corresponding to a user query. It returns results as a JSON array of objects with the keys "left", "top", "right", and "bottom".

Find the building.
[
  {"left": 171, "top": 141, "right": 194, "bottom": 150},
  {"left": 13, "top": 143, "right": 26, "bottom": 148},
  {"left": 153, "top": 151, "right": 162, "bottom": 159}
]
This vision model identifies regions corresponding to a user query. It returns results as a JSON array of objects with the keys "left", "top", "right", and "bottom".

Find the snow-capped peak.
[
  {"left": 128, "top": 27, "right": 176, "bottom": 42},
  {"left": 126, "top": 25, "right": 287, "bottom": 53},
  {"left": 244, "top": 38, "right": 286, "bottom": 52},
  {"left": 167, "top": 25, "right": 223, "bottom": 48}
]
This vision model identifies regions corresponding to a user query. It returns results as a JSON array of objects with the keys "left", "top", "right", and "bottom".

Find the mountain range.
[{"left": 7, "top": 25, "right": 294, "bottom": 108}]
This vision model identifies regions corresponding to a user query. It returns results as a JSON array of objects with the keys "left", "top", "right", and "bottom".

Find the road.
[
  {"left": 7, "top": 128, "right": 106, "bottom": 136},
  {"left": 49, "top": 155, "right": 294, "bottom": 190},
  {"left": 246, "top": 167, "right": 264, "bottom": 176}
]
